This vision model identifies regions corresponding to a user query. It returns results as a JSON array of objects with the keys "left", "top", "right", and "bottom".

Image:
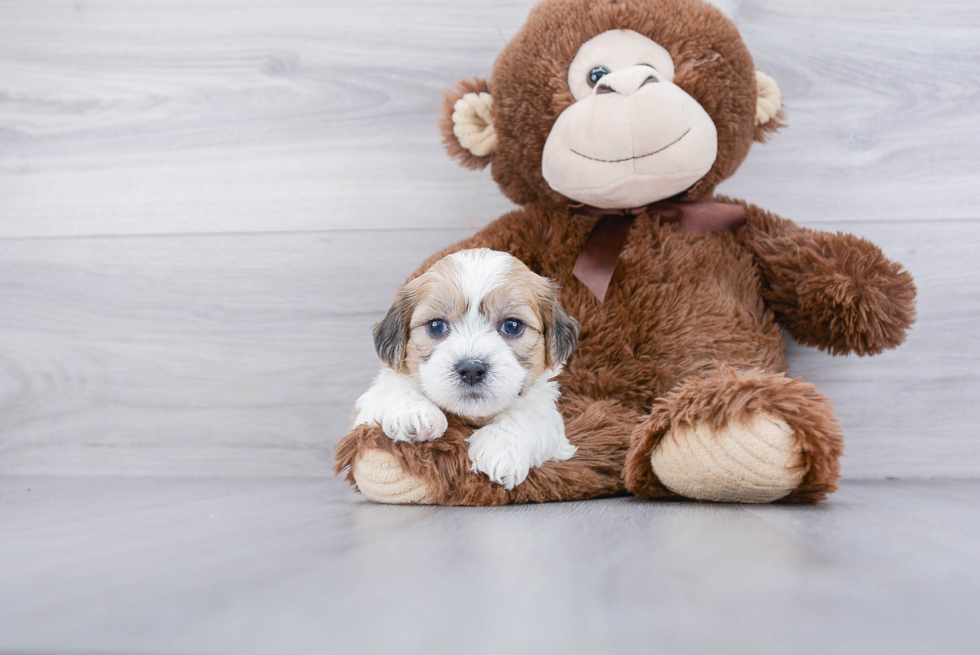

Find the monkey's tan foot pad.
[
  {"left": 352, "top": 449, "right": 433, "bottom": 504},
  {"left": 650, "top": 411, "right": 806, "bottom": 503}
]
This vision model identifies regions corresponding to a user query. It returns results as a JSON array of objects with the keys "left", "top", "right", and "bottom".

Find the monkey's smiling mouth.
[{"left": 571, "top": 128, "right": 691, "bottom": 163}]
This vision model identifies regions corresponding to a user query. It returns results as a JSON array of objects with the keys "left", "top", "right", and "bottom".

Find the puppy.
[{"left": 352, "top": 248, "right": 580, "bottom": 489}]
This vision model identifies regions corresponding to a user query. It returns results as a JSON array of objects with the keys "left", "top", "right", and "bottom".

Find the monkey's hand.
[
  {"left": 353, "top": 368, "right": 448, "bottom": 442},
  {"left": 738, "top": 203, "right": 916, "bottom": 356}
]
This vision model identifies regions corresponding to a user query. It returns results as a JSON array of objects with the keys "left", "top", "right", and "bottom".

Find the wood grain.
[
  {"left": 0, "top": 0, "right": 978, "bottom": 238},
  {"left": 0, "top": 221, "right": 976, "bottom": 479}
]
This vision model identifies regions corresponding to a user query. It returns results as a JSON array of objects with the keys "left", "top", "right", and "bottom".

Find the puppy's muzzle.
[{"left": 456, "top": 359, "right": 488, "bottom": 386}]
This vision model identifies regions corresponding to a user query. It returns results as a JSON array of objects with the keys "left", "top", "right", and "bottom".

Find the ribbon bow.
[{"left": 570, "top": 200, "right": 747, "bottom": 302}]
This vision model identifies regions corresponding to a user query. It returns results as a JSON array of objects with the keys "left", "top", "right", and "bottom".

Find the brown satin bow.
[{"left": 570, "top": 200, "right": 747, "bottom": 302}]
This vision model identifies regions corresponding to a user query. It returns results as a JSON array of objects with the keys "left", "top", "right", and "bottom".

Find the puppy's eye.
[
  {"left": 501, "top": 318, "right": 524, "bottom": 337},
  {"left": 587, "top": 66, "right": 609, "bottom": 88},
  {"left": 426, "top": 319, "right": 448, "bottom": 337}
]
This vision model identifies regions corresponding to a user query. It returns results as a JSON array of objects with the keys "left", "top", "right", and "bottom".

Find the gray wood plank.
[
  {"left": 1, "top": 0, "right": 978, "bottom": 239},
  {"left": 0, "top": 228, "right": 458, "bottom": 477},
  {"left": 0, "top": 221, "right": 976, "bottom": 479},
  {"left": 1, "top": 476, "right": 978, "bottom": 654}
]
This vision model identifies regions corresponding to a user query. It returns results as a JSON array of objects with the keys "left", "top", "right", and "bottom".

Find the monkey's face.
[
  {"left": 541, "top": 30, "right": 718, "bottom": 209},
  {"left": 439, "top": 0, "right": 783, "bottom": 209}
]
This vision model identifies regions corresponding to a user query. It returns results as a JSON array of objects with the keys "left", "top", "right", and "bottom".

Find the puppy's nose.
[{"left": 456, "top": 359, "right": 488, "bottom": 386}]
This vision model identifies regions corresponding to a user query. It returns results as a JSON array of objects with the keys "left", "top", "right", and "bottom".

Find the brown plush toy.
[{"left": 334, "top": 0, "right": 917, "bottom": 505}]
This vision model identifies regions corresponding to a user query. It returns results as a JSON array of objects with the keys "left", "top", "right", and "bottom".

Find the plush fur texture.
[
  {"left": 335, "top": 0, "right": 916, "bottom": 505},
  {"left": 337, "top": 393, "right": 641, "bottom": 505},
  {"left": 622, "top": 365, "right": 843, "bottom": 503}
]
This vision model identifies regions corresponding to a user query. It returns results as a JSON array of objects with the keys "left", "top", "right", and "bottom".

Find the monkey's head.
[{"left": 440, "top": 0, "right": 783, "bottom": 209}]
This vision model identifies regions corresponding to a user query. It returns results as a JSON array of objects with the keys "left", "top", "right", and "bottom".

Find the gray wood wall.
[{"left": 1, "top": 0, "right": 978, "bottom": 480}]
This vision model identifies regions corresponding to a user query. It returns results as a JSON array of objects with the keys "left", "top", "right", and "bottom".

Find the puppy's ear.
[
  {"left": 540, "top": 278, "right": 579, "bottom": 368},
  {"left": 439, "top": 77, "right": 496, "bottom": 170},
  {"left": 547, "top": 301, "right": 580, "bottom": 367},
  {"left": 372, "top": 286, "right": 417, "bottom": 371}
]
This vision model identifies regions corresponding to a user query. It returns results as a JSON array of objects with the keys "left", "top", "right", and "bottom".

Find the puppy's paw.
[
  {"left": 466, "top": 423, "right": 530, "bottom": 490},
  {"left": 382, "top": 393, "right": 448, "bottom": 443}
]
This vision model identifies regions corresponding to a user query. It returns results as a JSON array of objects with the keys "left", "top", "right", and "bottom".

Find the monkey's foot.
[
  {"left": 352, "top": 449, "right": 433, "bottom": 504},
  {"left": 623, "top": 366, "right": 843, "bottom": 503},
  {"left": 650, "top": 411, "right": 805, "bottom": 503}
]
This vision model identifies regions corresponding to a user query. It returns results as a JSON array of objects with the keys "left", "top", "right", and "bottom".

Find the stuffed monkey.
[{"left": 335, "top": 0, "right": 916, "bottom": 505}]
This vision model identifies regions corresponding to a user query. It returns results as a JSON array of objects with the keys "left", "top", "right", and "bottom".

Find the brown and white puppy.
[{"left": 353, "top": 248, "right": 579, "bottom": 489}]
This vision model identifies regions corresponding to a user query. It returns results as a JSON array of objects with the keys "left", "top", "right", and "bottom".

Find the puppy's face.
[{"left": 373, "top": 249, "right": 579, "bottom": 420}]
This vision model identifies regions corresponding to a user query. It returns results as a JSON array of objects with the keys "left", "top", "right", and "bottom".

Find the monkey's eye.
[
  {"left": 500, "top": 318, "right": 524, "bottom": 337},
  {"left": 426, "top": 319, "right": 448, "bottom": 337},
  {"left": 587, "top": 66, "right": 609, "bottom": 88}
]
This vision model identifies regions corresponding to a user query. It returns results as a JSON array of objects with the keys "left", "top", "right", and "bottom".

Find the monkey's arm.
[{"left": 734, "top": 201, "right": 916, "bottom": 356}]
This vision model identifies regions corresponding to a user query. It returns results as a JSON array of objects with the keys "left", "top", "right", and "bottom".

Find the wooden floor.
[
  {"left": 1, "top": 477, "right": 979, "bottom": 654},
  {"left": 1, "top": 0, "right": 979, "bottom": 652}
]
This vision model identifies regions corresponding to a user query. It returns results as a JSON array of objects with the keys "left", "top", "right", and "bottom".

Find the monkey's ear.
[
  {"left": 439, "top": 77, "right": 496, "bottom": 170},
  {"left": 372, "top": 286, "right": 417, "bottom": 371},
  {"left": 753, "top": 71, "right": 785, "bottom": 143}
]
